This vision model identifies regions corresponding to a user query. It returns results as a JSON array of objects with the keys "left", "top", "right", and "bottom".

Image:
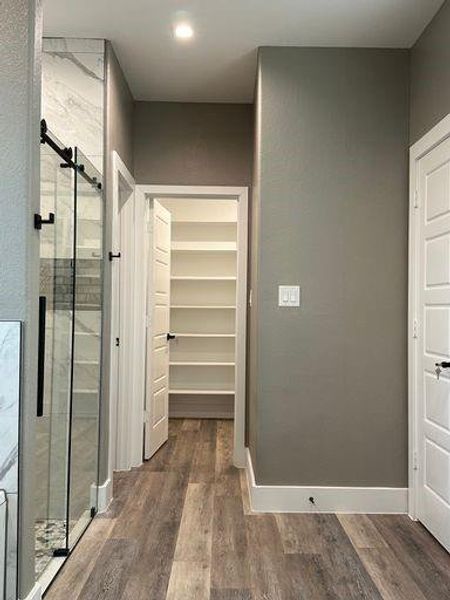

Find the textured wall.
[
  {"left": 410, "top": 0, "right": 450, "bottom": 144},
  {"left": 100, "top": 41, "right": 135, "bottom": 483},
  {"left": 0, "top": 1, "right": 42, "bottom": 597},
  {"left": 133, "top": 101, "right": 253, "bottom": 185},
  {"left": 251, "top": 47, "right": 410, "bottom": 487}
]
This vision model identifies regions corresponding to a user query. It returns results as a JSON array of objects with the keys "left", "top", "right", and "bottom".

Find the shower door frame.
[{"left": 36, "top": 123, "right": 104, "bottom": 589}]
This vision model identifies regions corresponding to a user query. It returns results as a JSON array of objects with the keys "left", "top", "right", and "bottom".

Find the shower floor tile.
[{"left": 35, "top": 519, "right": 69, "bottom": 577}]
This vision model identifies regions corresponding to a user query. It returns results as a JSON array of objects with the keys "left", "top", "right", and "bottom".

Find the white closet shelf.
[
  {"left": 171, "top": 276, "right": 237, "bottom": 281},
  {"left": 74, "top": 360, "right": 99, "bottom": 366},
  {"left": 173, "top": 333, "right": 235, "bottom": 338},
  {"left": 172, "top": 219, "right": 238, "bottom": 224},
  {"left": 171, "top": 305, "right": 236, "bottom": 309},
  {"left": 75, "top": 331, "right": 100, "bottom": 337},
  {"left": 171, "top": 241, "right": 237, "bottom": 252},
  {"left": 169, "top": 389, "right": 235, "bottom": 395},
  {"left": 170, "top": 361, "right": 235, "bottom": 367}
]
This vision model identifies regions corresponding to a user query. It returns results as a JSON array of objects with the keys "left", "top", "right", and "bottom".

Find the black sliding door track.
[{"left": 40, "top": 119, "right": 102, "bottom": 190}]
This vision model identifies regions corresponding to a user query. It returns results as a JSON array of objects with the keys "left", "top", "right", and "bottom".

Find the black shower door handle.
[{"left": 37, "top": 296, "right": 46, "bottom": 417}]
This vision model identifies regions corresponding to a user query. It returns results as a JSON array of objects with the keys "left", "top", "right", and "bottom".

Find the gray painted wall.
[
  {"left": 133, "top": 102, "right": 253, "bottom": 185},
  {"left": 0, "top": 1, "right": 42, "bottom": 597},
  {"left": 100, "top": 41, "right": 135, "bottom": 484},
  {"left": 410, "top": 0, "right": 450, "bottom": 144},
  {"left": 251, "top": 47, "right": 410, "bottom": 487}
]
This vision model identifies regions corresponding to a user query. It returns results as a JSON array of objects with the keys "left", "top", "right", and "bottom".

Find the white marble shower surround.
[
  {"left": 0, "top": 322, "right": 20, "bottom": 493},
  {"left": 0, "top": 321, "right": 22, "bottom": 600},
  {"left": 42, "top": 38, "right": 105, "bottom": 174}
]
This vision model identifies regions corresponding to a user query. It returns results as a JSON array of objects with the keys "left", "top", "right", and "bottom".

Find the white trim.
[
  {"left": 408, "top": 113, "right": 450, "bottom": 520},
  {"left": 110, "top": 152, "right": 142, "bottom": 476},
  {"left": 410, "top": 114, "right": 450, "bottom": 159},
  {"left": 37, "top": 558, "right": 65, "bottom": 595},
  {"left": 234, "top": 187, "right": 248, "bottom": 468},
  {"left": 95, "top": 477, "right": 113, "bottom": 513},
  {"left": 136, "top": 185, "right": 248, "bottom": 468},
  {"left": 245, "top": 450, "right": 407, "bottom": 514},
  {"left": 22, "top": 582, "right": 42, "bottom": 600}
]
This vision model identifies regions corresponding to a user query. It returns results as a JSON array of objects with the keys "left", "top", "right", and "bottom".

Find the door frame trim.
[
  {"left": 136, "top": 185, "right": 248, "bottom": 468},
  {"left": 409, "top": 113, "right": 450, "bottom": 519},
  {"left": 109, "top": 151, "right": 141, "bottom": 476}
]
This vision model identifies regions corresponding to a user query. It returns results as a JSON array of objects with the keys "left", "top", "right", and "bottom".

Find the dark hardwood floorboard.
[{"left": 45, "top": 418, "right": 450, "bottom": 600}]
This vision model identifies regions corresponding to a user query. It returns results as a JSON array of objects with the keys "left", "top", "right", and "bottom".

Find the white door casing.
[
  {"left": 138, "top": 185, "right": 248, "bottom": 468},
  {"left": 145, "top": 200, "right": 172, "bottom": 459},
  {"left": 110, "top": 151, "right": 144, "bottom": 476},
  {"left": 410, "top": 114, "right": 450, "bottom": 552}
]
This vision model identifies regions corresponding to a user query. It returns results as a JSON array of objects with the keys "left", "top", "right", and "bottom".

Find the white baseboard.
[
  {"left": 245, "top": 449, "right": 407, "bottom": 514},
  {"left": 95, "top": 477, "right": 113, "bottom": 513},
  {"left": 22, "top": 582, "right": 42, "bottom": 600}
]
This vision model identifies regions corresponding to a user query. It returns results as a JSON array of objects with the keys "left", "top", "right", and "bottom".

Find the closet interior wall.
[{"left": 158, "top": 197, "right": 238, "bottom": 419}]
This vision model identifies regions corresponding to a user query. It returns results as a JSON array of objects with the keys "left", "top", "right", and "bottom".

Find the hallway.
[{"left": 45, "top": 419, "right": 450, "bottom": 600}]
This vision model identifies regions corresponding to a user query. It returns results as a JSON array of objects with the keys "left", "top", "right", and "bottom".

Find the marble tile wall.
[
  {"left": 42, "top": 38, "right": 105, "bottom": 174},
  {"left": 0, "top": 321, "right": 22, "bottom": 600}
]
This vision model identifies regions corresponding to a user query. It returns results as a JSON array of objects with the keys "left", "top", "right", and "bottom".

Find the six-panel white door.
[
  {"left": 145, "top": 200, "right": 172, "bottom": 459},
  {"left": 416, "top": 135, "right": 450, "bottom": 552}
]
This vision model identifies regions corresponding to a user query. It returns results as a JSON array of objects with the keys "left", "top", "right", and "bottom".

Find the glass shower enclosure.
[{"left": 35, "top": 121, "right": 103, "bottom": 580}]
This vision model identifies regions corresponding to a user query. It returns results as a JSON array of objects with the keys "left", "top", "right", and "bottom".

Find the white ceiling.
[{"left": 43, "top": 0, "right": 444, "bottom": 103}]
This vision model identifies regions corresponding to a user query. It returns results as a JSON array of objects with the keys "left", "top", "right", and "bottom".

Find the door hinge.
[
  {"left": 413, "top": 319, "right": 419, "bottom": 339},
  {"left": 413, "top": 190, "right": 419, "bottom": 209},
  {"left": 115, "top": 337, "right": 120, "bottom": 347},
  {"left": 413, "top": 451, "right": 418, "bottom": 471}
]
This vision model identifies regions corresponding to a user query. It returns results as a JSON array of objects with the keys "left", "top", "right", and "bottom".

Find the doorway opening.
[
  {"left": 409, "top": 114, "right": 450, "bottom": 553},
  {"left": 140, "top": 186, "right": 248, "bottom": 468}
]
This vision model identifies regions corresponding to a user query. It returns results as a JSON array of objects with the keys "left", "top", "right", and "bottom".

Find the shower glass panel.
[
  {"left": 36, "top": 138, "right": 74, "bottom": 577},
  {"left": 36, "top": 128, "right": 103, "bottom": 581},
  {"left": 68, "top": 148, "right": 103, "bottom": 545}
]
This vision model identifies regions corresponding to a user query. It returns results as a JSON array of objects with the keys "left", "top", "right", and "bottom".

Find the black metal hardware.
[
  {"left": 435, "top": 361, "right": 450, "bottom": 369},
  {"left": 109, "top": 251, "right": 121, "bottom": 261},
  {"left": 167, "top": 333, "right": 176, "bottom": 341},
  {"left": 40, "top": 119, "right": 102, "bottom": 190},
  {"left": 37, "top": 296, "right": 46, "bottom": 417},
  {"left": 53, "top": 548, "right": 69, "bottom": 557},
  {"left": 90, "top": 507, "right": 97, "bottom": 518},
  {"left": 115, "top": 337, "right": 120, "bottom": 347},
  {"left": 34, "top": 212, "right": 55, "bottom": 230}
]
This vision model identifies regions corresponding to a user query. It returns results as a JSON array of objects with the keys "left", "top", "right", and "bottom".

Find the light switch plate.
[{"left": 278, "top": 285, "right": 300, "bottom": 307}]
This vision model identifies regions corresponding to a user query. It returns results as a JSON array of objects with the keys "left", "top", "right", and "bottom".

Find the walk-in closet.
[{"left": 158, "top": 197, "right": 238, "bottom": 420}]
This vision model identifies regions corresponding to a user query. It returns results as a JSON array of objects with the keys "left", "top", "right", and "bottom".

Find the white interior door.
[
  {"left": 416, "top": 135, "right": 450, "bottom": 552},
  {"left": 145, "top": 200, "right": 172, "bottom": 459}
]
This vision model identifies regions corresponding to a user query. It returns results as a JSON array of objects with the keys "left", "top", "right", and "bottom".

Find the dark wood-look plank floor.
[{"left": 45, "top": 419, "right": 450, "bottom": 600}]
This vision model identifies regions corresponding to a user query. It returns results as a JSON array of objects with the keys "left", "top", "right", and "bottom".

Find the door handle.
[
  {"left": 37, "top": 296, "right": 46, "bottom": 417},
  {"left": 34, "top": 212, "right": 55, "bottom": 230},
  {"left": 435, "top": 361, "right": 450, "bottom": 380},
  {"left": 167, "top": 333, "right": 176, "bottom": 341}
]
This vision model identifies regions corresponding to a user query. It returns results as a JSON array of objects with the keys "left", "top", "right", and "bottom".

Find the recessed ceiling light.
[{"left": 174, "top": 23, "right": 194, "bottom": 40}]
